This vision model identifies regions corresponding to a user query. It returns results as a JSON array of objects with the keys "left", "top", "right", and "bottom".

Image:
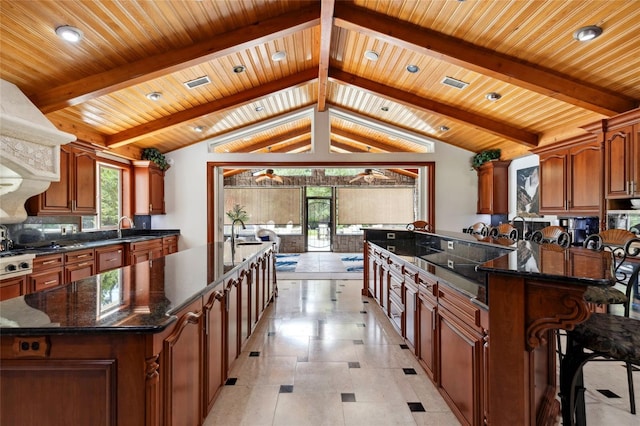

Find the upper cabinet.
[
  {"left": 604, "top": 109, "right": 640, "bottom": 199},
  {"left": 476, "top": 160, "right": 511, "bottom": 215},
  {"left": 133, "top": 160, "right": 165, "bottom": 215},
  {"left": 26, "top": 144, "right": 97, "bottom": 216},
  {"left": 535, "top": 134, "right": 602, "bottom": 215}
]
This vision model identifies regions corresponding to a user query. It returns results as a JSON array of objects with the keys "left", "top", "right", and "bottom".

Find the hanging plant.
[
  {"left": 141, "top": 148, "right": 169, "bottom": 170},
  {"left": 471, "top": 149, "right": 501, "bottom": 170},
  {"left": 225, "top": 204, "right": 249, "bottom": 222}
]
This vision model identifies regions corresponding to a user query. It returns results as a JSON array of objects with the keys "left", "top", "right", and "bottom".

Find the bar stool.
[
  {"left": 406, "top": 221, "right": 432, "bottom": 232},
  {"left": 467, "top": 222, "right": 489, "bottom": 236},
  {"left": 530, "top": 225, "right": 572, "bottom": 248},
  {"left": 559, "top": 237, "right": 640, "bottom": 425}
]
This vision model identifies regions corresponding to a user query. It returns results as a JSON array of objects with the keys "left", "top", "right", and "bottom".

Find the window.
[{"left": 83, "top": 163, "right": 122, "bottom": 230}]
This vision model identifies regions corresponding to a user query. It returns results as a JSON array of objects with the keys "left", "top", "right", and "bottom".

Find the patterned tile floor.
[{"left": 204, "top": 253, "right": 640, "bottom": 426}]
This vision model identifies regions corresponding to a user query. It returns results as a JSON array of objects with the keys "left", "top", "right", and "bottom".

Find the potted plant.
[
  {"left": 471, "top": 149, "right": 501, "bottom": 170},
  {"left": 141, "top": 148, "right": 169, "bottom": 170},
  {"left": 225, "top": 204, "right": 249, "bottom": 223}
]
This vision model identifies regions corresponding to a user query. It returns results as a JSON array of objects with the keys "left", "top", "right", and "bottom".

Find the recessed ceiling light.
[
  {"left": 255, "top": 106, "right": 264, "bottom": 112},
  {"left": 573, "top": 25, "right": 603, "bottom": 42},
  {"left": 381, "top": 106, "right": 389, "bottom": 112},
  {"left": 485, "top": 92, "right": 502, "bottom": 102},
  {"left": 233, "top": 65, "right": 246, "bottom": 73},
  {"left": 55, "top": 25, "right": 83, "bottom": 43},
  {"left": 364, "top": 50, "right": 379, "bottom": 61},
  {"left": 145, "top": 92, "right": 162, "bottom": 101},
  {"left": 406, "top": 64, "right": 420, "bottom": 73},
  {"left": 439, "top": 125, "right": 450, "bottom": 132},
  {"left": 271, "top": 51, "right": 286, "bottom": 61},
  {"left": 193, "top": 126, "right": 205, "bottom": 133}
]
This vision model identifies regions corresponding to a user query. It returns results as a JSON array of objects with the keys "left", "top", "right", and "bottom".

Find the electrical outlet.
[
  {"left": 61, "top": 227, "right": 67, "bottom": 235},
  {"left": 387, "top": 233, "right": 396, "bottom": 239},
  {"left": 12, "top": 337, "right": 48, "bottom": 358},
  {"left": 447, "top": 241, "right": 454, "bottom": 250}
]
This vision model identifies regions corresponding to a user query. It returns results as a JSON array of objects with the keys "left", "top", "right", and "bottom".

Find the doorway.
[{"left": 306, "top": 187, "right": 332, "bottom": 252}]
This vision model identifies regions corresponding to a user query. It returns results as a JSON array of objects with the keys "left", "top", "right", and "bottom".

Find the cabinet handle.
[
  {"left": 42, "top": 260, "right": 56, "bottom": 265},
  {"left": 77, "top": 254, "right": 89, "bottom": 259},
  {"left": 149, "top": 203, "right": 153, "bottom": 211},
  {"left": 106, "top": 258, "right": 117, "bottom": 262},
  {"left": 117, "top": 250, "right": 122, "bottom": 253},
  {"left": 78, "top": 262, "right": 92, "bottom": 267},
  {"left": 432, "top": 309, "right": 436, "bottom": 331},
  {"left": 43, "top": 279, "right": 57, "bottom": 285}
]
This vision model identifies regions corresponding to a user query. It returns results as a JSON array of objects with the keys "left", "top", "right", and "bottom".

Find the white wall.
[{"left": 153, "top": 140, "right": 484, "bottom": 250}]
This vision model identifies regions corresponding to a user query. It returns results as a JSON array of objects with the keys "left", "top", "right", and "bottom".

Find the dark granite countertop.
[
  {"left": 0, "top": 241, "right": 273, "bottom": 335},
  {"left": 365, "top": 229, "right": 616, "bottom": 307}
]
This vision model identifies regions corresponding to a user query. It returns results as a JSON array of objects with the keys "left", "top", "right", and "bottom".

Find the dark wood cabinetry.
[
  {"left": 417, "top": 272, "right": 437, "bottom": 380},
  {"left": 162, "top": 235, "right": 178, "bottom": 255},
  {"left": 64, "top": 248, "right": 95, "bottom": 283},
  {"left": 26, "top": 144, "right": 97, "bottom": 216},
  {"left": 133, "top": 160, "right": 165, "bottom": 215},
  {"left": 604, "top": 109, "right": 640, "bottom": 199},
  {"left": 95, "top": 244, "right": 124, "bottom": 273},
  {"left": 0, "top": 276, "right": 26, "bottom": 301},
  {"left": 536, "top": 134, "right": 602, "bottom": 215},
  {"left": 476, "top": 160, "right": 511, "bottom": 214},
  {"left": 203, "top": 287, "right": 225, "bottom": 414},
  {"left": 128, "top": 238, "right": 164, "bottom": 264},
  {"left": 29, "top": 253, "right": 64, "bottom": 293}
]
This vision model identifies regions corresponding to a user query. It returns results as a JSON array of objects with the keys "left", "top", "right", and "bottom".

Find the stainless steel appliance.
[
  {"left": 558, "top": 216, "right": 599, "bottom": 246},
  {"left": 607, "top": 210, "right": 640, "bottom": 232},
  {"left": 0, "top": 251, "right": 35, "bottom": 280}
]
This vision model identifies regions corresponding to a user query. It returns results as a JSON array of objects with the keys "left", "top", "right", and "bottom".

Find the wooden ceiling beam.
[
  {"left": 334, "top": 3, "right": 636, "bottom": 116},
  {"left": 317, "top": 0, "right": 335, "bottom": 112},
  {"left": 106, "top": 69, "right": 317, "bottom": 148},
  {"left": 32, "top": 4, "right": 321, "bottom": 113},
  {"left": 329, "top": 69, "right": 539, "bottom": 148},
  {"left": 227, "top": 128, "right": 311, "bottom": 153}
]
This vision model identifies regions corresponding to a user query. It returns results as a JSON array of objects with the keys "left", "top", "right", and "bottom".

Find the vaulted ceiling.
[{"left": 1, "top": 0, "right": 638, "bottom": 161}]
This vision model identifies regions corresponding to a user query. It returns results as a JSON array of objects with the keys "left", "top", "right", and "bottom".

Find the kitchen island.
[
  {"left": 363, "top": 229, "right": 615, "bottom": 426},
  {"left": 0, "top": 240, "right": 277, "bottom": 426}
]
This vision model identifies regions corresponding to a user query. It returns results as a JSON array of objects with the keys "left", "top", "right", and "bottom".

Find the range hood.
[{"left": 0, "top": 79, "right": 76, "bottom": 223}]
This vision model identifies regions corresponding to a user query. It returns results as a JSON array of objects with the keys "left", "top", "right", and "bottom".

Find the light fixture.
[
  {"left": 271, "top": 51, "right": 286, "bottom": 61},
  {"left": 364, "top": 50, "right": 379, "bottom": 61},
  {"left": 193, "top": 125, "right": 205, "bottom": 133},
  {"left": 573, "top": 25, "right": 603, "bottom": 42},
  {"left": 55, "top": 25, "right": 83, "bottom": 43},
  {"left": 145, "top": 92, "right": 162, "bottom": 101},
  {"left": 406, "top": 64, "right": 420, "bottom": 73},
  {"left": 255, "top": 106, "right": 264, "bottom": 112},
  {"left": 439, "top": 125, "right": 450, "bottom": 132},
  {"left": 485, "top": 92, "right": 502, "bottom": 102},
  {"left": 381, "top": 106, "right": 389, "bottom": 112},
  {"left": 233, "top": 65, "right": 246, "bottom": 73}
]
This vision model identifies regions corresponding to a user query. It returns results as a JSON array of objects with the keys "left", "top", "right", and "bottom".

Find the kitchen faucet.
[
  {"left": 511, "top": 215, "right": 527, "bottom": 240},
  {"left": 117, "top": 216, "right": 135, "bottom": 239},
  {"left": 230, "top": 219, "right": 246, "bottom": 247}
]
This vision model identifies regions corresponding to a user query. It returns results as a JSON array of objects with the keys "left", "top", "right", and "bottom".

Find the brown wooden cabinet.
[
  {"left": 26, "top": 144, "right": 97, "bottom": 216},
  {"left": 0, "top": 276, "right": 27, "bottom": 301},
  {"left": 417, "top": 271, "right": 438, "bottom": 381},
  {"left": 128, "top": 238, "right": 164, "bottom": 264},
  {"left": 162, "top": 235, "right": 178, "bottom": 256},
  {"left": 536, "top": 134, "right": 602, "bottom": 215},
  {"left": 202, "top": 286, "right": 225, "bottom": 415},
  {"left": 133, "top": 160, "right": 165, "bottom": 215},
  {"left": 29, "top": 253, "right": 64, "bottom": 293},
  {"left": 95, "top": 244, "right": 124, "bottom": 273},
  {"left": 64, "top": 248, "right": 95, "bottom": 283},
  {"left": 604, "top": 118, "right": 640, "bottom": 199},
  {"left": 476, "top": 160, "right": 511, "bottom": 215}
]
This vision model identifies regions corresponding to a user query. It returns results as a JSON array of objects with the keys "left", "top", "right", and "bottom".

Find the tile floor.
[{"left": 204, "top": 253, "right": 640, "bottom": 426}]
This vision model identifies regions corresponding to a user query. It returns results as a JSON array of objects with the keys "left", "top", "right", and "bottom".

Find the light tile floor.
[{"left": 205, "top": 253, "right": 640, "bottom": 426}]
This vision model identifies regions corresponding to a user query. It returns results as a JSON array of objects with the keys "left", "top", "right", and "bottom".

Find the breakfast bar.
[{"left": 363, "top": 229, "right": 616, "bottom": 426}]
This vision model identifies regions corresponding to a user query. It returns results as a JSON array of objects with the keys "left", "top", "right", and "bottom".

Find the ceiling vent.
[
  {"left": 441, "top": 76, "right": 469, "bottom": 90},
  {"left": 183, "top": 76, "right": 211, "bottom": 89}
]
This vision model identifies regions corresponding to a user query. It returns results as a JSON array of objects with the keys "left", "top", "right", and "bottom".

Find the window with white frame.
[{"left": 82, "top": 163, "right": 122, "bottom": 230}]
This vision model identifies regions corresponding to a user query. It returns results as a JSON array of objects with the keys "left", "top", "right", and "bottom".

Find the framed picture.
[{"left": 516, "top": 166, "right": 539, "bottom": 216}]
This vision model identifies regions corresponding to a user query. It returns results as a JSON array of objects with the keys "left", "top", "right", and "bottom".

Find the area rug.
[
  {"left": 275, "top": 253, "right": 300, "bottom": 272},
  {"left": 341, "top": 254, "right": 364, "bottom": 273}
]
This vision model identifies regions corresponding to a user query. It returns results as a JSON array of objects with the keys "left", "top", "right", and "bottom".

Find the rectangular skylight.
[
  {"left": 441, "top": 76, "right": 469, "bottom": 89},
  {"left": 183, "top": 75, "right": 211, "bottom": 89}
]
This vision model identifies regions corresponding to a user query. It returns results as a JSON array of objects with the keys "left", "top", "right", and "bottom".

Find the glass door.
[{"left": 306, "top": 187, "right": 332, "bottom": 251}]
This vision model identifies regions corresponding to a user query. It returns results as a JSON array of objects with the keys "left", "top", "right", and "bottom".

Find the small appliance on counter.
[
  {"left": 607, "top": 211, "right": 640, "bottom": 233},
  {"left": 558, "top": 216, "right": 599, "bottom": 246}
]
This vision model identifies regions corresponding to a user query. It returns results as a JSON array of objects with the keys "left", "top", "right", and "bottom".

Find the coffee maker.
[{"left": 558, "top": 217, "right": 599, "bottom": 246}]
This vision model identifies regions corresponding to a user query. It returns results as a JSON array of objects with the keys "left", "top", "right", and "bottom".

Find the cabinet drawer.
[
  {"left": 65, "top": 248, "right": 94, "bottom": 264},
  {"left": 30, "top": 269, "right": 64, "bottom": 292},
  {"left": 96, "top": 245, "right": 124, "bottom": 272},
  {"left": 65, "top": 261, "right": 94, "bottom": 283},
  {"left": 129, "top": 239, "right": 163, "bottom": 252},
  {"left": 162, "top": 235, "right": 178, "bottom": 255},
  {"left": 0, "top": 276, "right": 27, "bottom": 300},
  {"left": 33, "top": 254, "right": 64, "bottom": 271},
  {"left": 438, "top": 283, "right": 483, "bottom": 332}
]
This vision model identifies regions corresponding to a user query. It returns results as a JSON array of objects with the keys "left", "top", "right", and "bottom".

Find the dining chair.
[
  {"left": 530, "top": 225, "right": 572, "bottom": 248},
  {"left": 488, "top": 223, "right": 518, "bottom": 240},
  {"left": 467, "top": 222, "right": 489, "bottom": 236},
  {"left": 256, "top": 228, "right": 281, "bottom": 253}
]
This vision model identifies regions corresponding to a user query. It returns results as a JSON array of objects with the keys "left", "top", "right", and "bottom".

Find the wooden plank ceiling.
[{"left": 1, "top": 0, "right": 638, "bottom": 161}]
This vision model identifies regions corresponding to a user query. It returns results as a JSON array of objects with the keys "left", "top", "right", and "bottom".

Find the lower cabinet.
[
  {"left": 225, "top": 273, "right": 240, "bottom": 373},
  {"left": 203, "top": 287, "right": 225, "bottom": 414},
  {"left": 29, "top": 253, "right": 64, "bottom": 293},
  {"left": 64, "top": 249, "right": 95, "bottom": 283},
  {"left": 0, "top": 276, "right": 26, "bottom": 301},
  {"left": 95, "top": 244, "right": 124, "bottom": 273},
  {"left": 418, "top": 272, "right": 438, "bottom": 381},
  {"left": 129, "top": 239, "right": 164, "bottom": 264}
]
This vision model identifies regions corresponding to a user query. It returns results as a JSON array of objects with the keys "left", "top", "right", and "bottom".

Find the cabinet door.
[
  {"left": 73, "top": 150, "right": 97, "bottom": 214},
  {"left": 203, "top": 289, "right": 225, "bottom": 415},
  {"left": 95, "top": 245, "right": 124, "bottom": 273},
  {"left": 149, "top": 166, "right": 165, "bottom": 214},
  {"left": 30, "top": 268, "right": 64, "bottom": 292},
  {"left": 539, "top": 150, "right": 568, "bottom": 213},
  {"left": 37, "top": 146, "right": 72, "bottom": 213},
  {"left": 476, "top": 166, "right": 493, "bottom": 214},
  {"left": 65, "top": 261, "right": 94, "bottom": 283},
  {"left": 162, "top": 298, "right": 202, "bottom": 426},
  {"left": 568, "top": 142, "right": 601, "bottom": 212},
  {"left": 418, "top": 295, "right": 437, "bottom": 380},
  {"left": 226, "top": 276, "right": 240, "bottom": 373},
  {"left": 0, "top": 276, "right": 26, "bottom": 301}
]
